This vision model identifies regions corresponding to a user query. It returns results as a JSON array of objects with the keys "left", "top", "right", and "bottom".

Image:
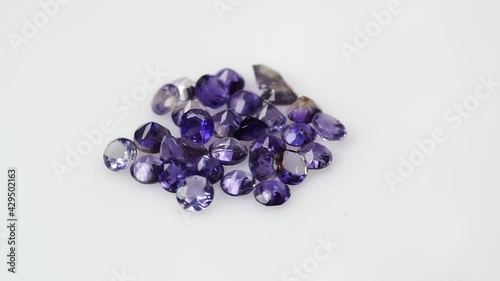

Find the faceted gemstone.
[
  {"left": 134, "top": 122, "right": 171, "bottom": 153},
  {"left": 103, "top": 138, "right": 137, "bottom": 171},
  {"left": 249, "top": 147, "right": 277, "bottom": 181},
  {"left": 250, "top": 134, "right": 286, "bottom": 154},
  {"left": 159, "top": 161, "right": 189, "bottom": 193},
  {"left": 152, "top": 84, "right": 179, "bottom": 115},
  {"left": 172, "top": 77, "right": 196, "bottom": 101},
  {"left": 233, "top": 117, "right": 269, "bottom": 141},
  {"left": 221, "top": 170, "right": 256, "bottom": 196},
  {"left": 195, "top": 74, "right": 230, "bottom": 108},
  {"left": 178, "top": 138, "right": 209, "bottom": 162},
  {"left": 254, "top": 180, "right": 291, "bottom": 206},
  {"left": 216, "top": 68, "right": 245, "bottom": 95},
  {"left": 213, "top": 110, "right": 242, "bottom": 138},
  {"left": 160, "top": 135, "right": 188, "bottom": 162},
  {"left": 281, "top": 123, "right": 317, "bottom": 147},
  {"left": 311, "top": 113, "right": 347, "bottom": 141},
  {"left": 190, "top": 155, "right": 225, "bottom": 184},
  {"left": 253, "top": 65, "right": 286, "bottom": 90},
  {"left": 287, "top": 96, "right": 322, "bottom": 123},
  {"left": 298, "top": 142, "right": 333, "bottom": 170},
  {"left": 210, "top": 137, "right": 248, "bottom": 165},
  {"left": 261, "top": 82, "right": 298, "bottom": 105},
  {"left": 176, "top": 175, "right": 214, "bottom": 212},
  {"left": 274, "top": 150, "right": 308, "bottom": 185},
  {"left": 180, "top": 109, "right": 214, "bottom": 145},
  {"left": 130, "top": 155, "right": 163, "bottom": 184},
  {"left": 253, "top": 102, "right": 287, "bottom": 132},
  {"left": 228, "top": 90, "right": 263, "bottom": 117},
  {"left": 172, "top": 100, "right": 205, "bottom": 126}
]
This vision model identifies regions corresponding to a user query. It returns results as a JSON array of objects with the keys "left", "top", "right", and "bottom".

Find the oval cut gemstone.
[
  {"left": 178, "top": 138, "right": 209, "bottom": 162},
  {"left": 287, "top": 96, "right": 322, "bottom": 123},
  {"left": 152, "top": 84, "right": 179, "bottom": 115},
  {"left": 160, "top": 135, "right": 188, "bottom": 163},
  {"left": 250, "top": 134, "right": 286, "bottom": 154},
  {"left": 220, "top": 170, "right": 256, "bottom": 196},
  {"left": 172, "top": 77, "right": 196, "bottom": 101},
  {"left": 213, "top": 110, "right": 242, "bottom": 138},
  {"left": 298, "top": 142, "right": 333, "bottom": 170},
  {"left": 311, "top": 113, "right": 347, "bottom": 141},
  {"left": 159, "top": 161, "right": 189, "bottom": 193},
  {"left": 134, "top": 122, "right": 171, "bottom": 153},
  {"left": 281, "top": 123, "right": 317, "bottom": 147},
  {"left": 180, "top": 109, "right": 214, "bottom": 145},
  {"left": 176, "top": 175, "right": 214, "bottom": 212},
  {"left": 190, "top": 155, "right": 225, "bottom": 184},
  {"left": 274, "top": 150, "right": 308, "bottom": 185},
  {"left": 216, "top": 68, "right": 245, "bottom": 95},
  {"left": 254, "top": 180, "right": 291, "bottom": 206},
  {"left": 103, "top": 138, "right": 137, "bottom": 171},
  {"left": 210, "top": 137, "right": 248, "bottom": 165},
  {"left": 249, "top": 147, "right": 277, "bottom": 181},
  {"left": 233, "top": 117, "right": 269, "bottom": 141},
  {"left": 172, "top": 100, "right": 205, "bottom": 126},
  {"left": 195, "top": 74, "right": 230, "bottom": 108},
  {"left": 253, "top": 102, "right": 287, "bottom": 132},
  {"left": 228, "top": 90, "right": 263, "bottom": 117},
  {"left": 130, "top": 155, "right": 163, "bottom": 184}
]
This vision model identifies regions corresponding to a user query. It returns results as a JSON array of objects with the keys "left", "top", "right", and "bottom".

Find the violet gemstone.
[
  {"left": 213, "top": 110, "right": 242, "bottom": 138},
  {"left": 152, "top": 84, "right": 179, "bottom": 115},
  {"left": 130, "top": 155, "right": 163, "bottom": 184},
  {"left": 281, "top": 123, "right": 317, "bottom": 147},
  {"left": 103, "top": 138, "right": 137, "bottom": 172},
  {"left": 274, "top": 150, "right": 308, "bottom": 185},
  {"left": 190, "top": 155, "right": 225, "bottom": 184},
  {"left": 210, "top": 137, "right": 248, "bottom": 165},
  {"left": 298, "top": 142, "right": 333, "bottom": 170},
  {"left": 261, "top": 82, "right": 298, "bottom": 105},
  {"left": 228, "top": 90, "right": 263, "bottom": 117},
  {"left": 195, "top": 74, "right": 230, "bottom": 108},
  {"left": 253, "top": 65, "right": 286, "bottom": 90},
  {"left": 176, "top": 175, "right": 214, "bottom": 212},
  {"left": 221, "top": 170, "right": 256, "bottom": 196},
  {"left": 233, "top": 117, "right": 269, "bottom": 141},
  {"left": 216, "top": 68, "right": 245, "bottom": 95},
  {"left": 172, "top": 100, "right": 205, "bottom": 126},
  {"left": 160, "top": 135, "right": 188, "bottom": 162},
  {"left": 253, "top": 102, "right": 287, "bottom": 132},
  {"left": 249, "top": 147, "right": 277, "bottom": 181},
  {"left": 254, "top": 180, "right": 291, "bottom": 206},
  {"left": 134, "top": 122, "right": 171, "bottom": 153},
  {"left": 250, "top": 134, "right": 286, "bottom": 154},
  {"left": 178, "top": 138, "right": 209, "bottom": 162},
  {"left": 180, "top": 109, "right": 214, "bottom": 145},
  {"left": 172, "top": 77, "right": 196, "bottom": 101},
  {"left": 159, "top": 161, "right": 189, "bottom": 193},
  {"left": 311, "top": 113, "right": 347, "bottom": 141},
  {"left": 288, "top": 96, "right": 322, "bottom": 123}
]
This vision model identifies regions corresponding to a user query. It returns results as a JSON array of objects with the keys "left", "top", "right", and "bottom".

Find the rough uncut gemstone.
[
  {"left": 178, "top": 138, "right": 209, "bottom": 162},
  {"left": 311, "top": 113, "right": 347, "bottom": 141},
  {"left": 160, "top": 135, "right": 188, "bottom": 162},
  {"left": 176, "top": 175, "right": 214, "bottom": 212},
  {"left": 253, "top": 102, "right": 287, "bottom": 132},
  {"left": 134, "top": 122, "right": 171, "bottom": 153},
  {"left": 221, "top": 170, "right": 256, "bottom": 196},
  {"left": 298, "top": 142, "right": 333, "bottom": 170},
  {"left": 261, "top": 82, "right": 298, "bottom": 105},
  {"left": 254, "top": 180, "right": 291, "bottom": 206},
  {"left": 216, "top": 68, "right": 245, "bottom": 95},
  {"left": 228, "top": 90, "right": 263, "bottom": 117},
  {"left": 249, "top": 147, "right": 277, "bottom": 181},
  {"left": 281, "top": 123, "right": 317, "bottom": 147},
  {"left": 159, "top": 161, "right": 189, "bottom": 193},
  {"left": 152, "top": 84, "right": 179, "bottom": 115},
  {"left": 288, "top": 96, "right": 322, "bottom": 123},
  {"left": 274, "top": 150, "right": 308, "bottom": 185},
  {"left": 172, "top": 100, "right": 205, "bottom": 126},
  {"left": 103, "top": 138, "right": 137, "bottom": 171},
  {"left": 190, "top": 155, "right": 225, "bottom": 184},
  {"left": 130, "top": 155, "right": 163, "bottom": 184},
  {"left": 172, "top": 77, "right": 196, "bottom": 101},
  {"left": 250, "top": 134, "right": 286, "bottom": 154},
  {"left": 195, "top": 75, "right": 230, "bottom": 108},
  {"left": 180, "top": 109, "right": 214, "bottom": 145},
  {"left": 253, "top": 65, "right": 286, "bottom": 90},
  {"left": 233, "top": 117, "right": 269, "bottom": 141},
  {"left": 210, "top": 137, "right": 248, "bottom": 165},
  {"left": 213, "top": 110, "right": 242, "bottom": 138}
]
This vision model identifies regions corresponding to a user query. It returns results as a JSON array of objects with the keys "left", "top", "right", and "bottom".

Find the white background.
[{"left": 1, "top": 0, "right": 499, "bottom": 281}]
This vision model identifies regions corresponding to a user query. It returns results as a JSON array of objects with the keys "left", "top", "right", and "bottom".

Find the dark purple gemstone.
[
  {"left": 152, "top": 84, "right": 179, "bottom": 115},
  {"left": 221, "top": 170, "right": 256, "bottom": 196},
  {"left": 249, "top": 147, "right": 277, "bottom": 181},
  {"left": 160, "top": 135, "right": 188, "bottom": 162},
  {"left": 216, "top": 68, "right": 245, "bottom": 95},
  {"left": 261, "top": 82, "right": 298, "bottom": 105},
  {"left": 253, "top": 102, "right": 287, "bottom": 132},
  {"left": 172, "top": 77, "right": 196, "bottom": 101},
  {"left": 274, "top": 150, "right": 308, "bottom": 185},
  {"left": 288, "top": 96, "right": 322, "bottom": 123},
  {"left": 253, "top": 65, "right": 286, "bottom": 90},
  {"left": 250, "top": 134, "right": 286, "bottom": 154},
  {"left": 281, "top": 123, "right": 317, "bottom": 147},
  {"left": 254, "top": 180, "right": 291, "bottom": 206},
  {"left": 195, "top": 74, "right": 230, "bottom": 109},
  {"left": 210, "top": 137, "right": 248, "bottom": 165},
  {"left": 159, "top": 161, "right": 189, "bottom": 193},
  {"left": 311, "top": 113, "right": 347, "bottom": 141},
  {"left": 298, "top": 142, "right": 333, "bottom": 170},
  {"left": 178, "top": 138, "right": 209, "bottom": 162},
  {"left": 134, "top": 122, "right": 171, "bottom": 153},
  {"left": 228, "top": 90, "right": 263, "bottom": 117},
  {"left": 213, "top": 110, "right": 242, "bottom": 138},
  {"left": 130, "top": 155, "right": 163, "bottom": 184},
  {"left": 233, "top": 117, "right": 269, "bottom": 141},
  {"left": 172, "top": 100, "right": 204, "bottom": 126},
  {"left": 189, "top": 155, "right": 225, "bottom": 184},
  {"left": 176, "top": 175, "right": 214, "bottom": 212},
  {"left": 180, "top": 109, "right": 214, "bottom": 145}
]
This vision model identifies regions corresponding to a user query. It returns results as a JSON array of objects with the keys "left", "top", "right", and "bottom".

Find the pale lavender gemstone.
[
  {"left": 210, "top": 137, "right": 248, "bottom": 165},
  {"left": 103, "top": 138, "right": 137, "bottom": 171},
  {"left": 254, "top": 180, "right": 291, "bottom": 206},
  {"left": 172, "top": 78, "right": 196, "bottom": 101},
  {"left": 213, "top": 110, "right": 242, "bottom": 138},
  {"left": 172, "top": 100, "right": 205, "bottom": 126},
  {"left": 287, "top": 96, "right": 322, "bottom": 123},
  {"left": 281, "top": 123, "right": 317, "bottom": 147},
  {"left": 151, "top": 84, "right": 180, "bottom": 115},
  {"left": 274, "top": 150, "right": 308, "bottom": 185},
  {"left": 311, "top": 113, "right": 347, "bottom": 141},
  {"left": 216, "top": 68, "right": 245, "bottom": 95},
  {"left": 253, "top": 102, "right": 287, "bottom": 132},
  {"left": 176, "top": 175, "right": 214, "bottom": 212},
  {"left": 298, "top": 142, "right": 333, "bottom": 170},
  {"left": 228, "top": 90, "right": 263, "bottom": 117},
  {"left": 130, "top": 155, "right": 163, "bottom": 184},
  {"left": 220, "top": 170, "right": 256, "bottom": 196}
]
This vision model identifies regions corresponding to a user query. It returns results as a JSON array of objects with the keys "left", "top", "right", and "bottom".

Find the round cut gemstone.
[
  {"left": 261, "top": 82, "right": 298, "bottom": 105},
  {"left": 130, "top": 155, "right": 163, "bottom": 184},
  {"left": 103, "top": 138, "right": 137, "bottom": 171},
  {"left": 159, "top": 161, "right": 189, "bottom": 193},
  {"left": 298, "top": 142, "right": 333, "bottom": 170},
  {"left": 274, "top": 150, "right": 308, "bottom": 185},
  {"left": 190, "top": 155, "right": 225, "bottom": 184},
  {"left": 221, "top": 170, "right": 256, "bottom": 196},
  {"left": 195, "top": 74, "right": 230, "bottom": 108},
  {"left": 311, "top": 113, "right": 347, "bottom": 141},
  {"left": 210, "top": 137, "right": 248, "bottom": 165},
  {"left": 178, "top": 138, "right": 209, "bottom": 162},
  {"left": 253, "top": 102, "right": 287, "bottom": 132},
  {"left": 172, "top": 77, "right": 196, "bottom": 101},
  {"left": 216, "top": 68, "right": 245, "bottom": 95},
  {"left": 180, "top": 109, "right": 214, "bottom": 145},
  {"left": 281, "top": 123, "right": 317, "bottom": 147},
  {"left": 228, "top": 90, "right": 263, "bottom": 117},
  {"left": 152, "top": 84, "right": 180, "bottom": 115},
  {"left": 176, "top": 175, "right": 214, "bottom": 212},
  {"left": 254, "top": 180, "right": 291, "bottom": 206},
  {"left": 160, "top": 135, "right": 188, "bottom": 163},
  {"left": 249, "top": 147, "right": 277, "bottom": 181},
  {"left": 287, "top": 96, "right": 322, "bottom": 123},
  {"left": 172, "top": 100, "right": 205, "bottom": 126},
  {"left": 233, "top": 117, "right": 269, "bottom": 141},
  {"left": 134, "top": 122, "right": 171, "bottom": 153},
  {"left": 213, "top": 110, "right": 242, "bottom": 138},
  {"left": 250, "top": 134, "right": 286, "bottom": 154}
]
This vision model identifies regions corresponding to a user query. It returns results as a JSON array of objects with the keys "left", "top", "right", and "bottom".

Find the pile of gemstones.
[{"left": 103, "top": 65, "right": 347, "bottom": 212}]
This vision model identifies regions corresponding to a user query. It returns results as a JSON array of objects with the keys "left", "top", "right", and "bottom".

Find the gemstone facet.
[
  {"left": 176, "top": 175, "right": 214, "bottom": 212},
  {"left": 253, "top": 102, "right": 287, "bottom": 132},
  {"left": 216, "top": 68, "right": 245, "bottom": 95},
  {"left": 250, "top": 134, "right": 286, "bottom": 154},
  {"left": 228, "top": 90, "right": 263, "bottom": 117},
  {"left": 159, "top": 161, "right": 189, "bottom": 193},
  {"left": 288, "top": 96, "right": 322, "bottom": 123},
  {"left": 281, "top": 123, "right": 317, "bottom": 147},
  {"left": 221, "top": 170, "right": 256, "bottom": 196},
  {"left": 253, "top": 65, "right": 286, "bottom": 90},
  {"left": 210, "top": 137, "right": 248, "bottom": 165},
  {"left": 180, "top": 109, "right": 214, "bottom": 145},
  {"left": 178, "top": 138, "right": 209, "bottom": 162},
  {"left": 160, "top": 135, "right": 188, "bottom": 163},
  {"left": 134, "top": 122, "right": 171, "bottom": 153},
  {"left": 189, "top": 155, "right": 225, "bottom": 184},
  {"left": 152, "top": 84, "right": 180, "bottom": 115},
  {"left": 311, "top": 113, "right": 347, "bottom": 141},
  {"left": 298, "top": 142, "right": 333, "bottom": 170},
  {"left": 103, "top": 138, "right": 137, "bottom": 171},
  {"left": 233, "top": 117, "right": 269, "bottom": 141},
  {"left": 130, "top": 155, "right": 163, "bottom": 184},
  {"left": 213, "top": 110, "right": 242, "bottom": 138},
  {"left": 274, "top": 150, "right": 308, "bottom": 185},
  {"left": 172, "top": 78, "right": 196, "bottom": 101},
  {"left": 249, "top": 147, "right": 277, "bottom": 181},
  {"left": 254, "top": 180, "right": 291, "bottom": 206},
  {"left": 261, "top": 82, "right": 298, "bottom": 105},
  {"left": 195, "top": 75, "right": 230, "bottom": 108},
  {"left": 172, "top": 100, "right": 205, "bottom": 126}
]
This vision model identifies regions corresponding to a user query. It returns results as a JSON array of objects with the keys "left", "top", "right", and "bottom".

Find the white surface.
[{"left": 1, "top": 0, "right": 499, "bottom": 281}]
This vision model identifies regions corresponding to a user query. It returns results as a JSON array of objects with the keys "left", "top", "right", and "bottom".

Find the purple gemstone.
[
  {"left": 180, "top": 109, "right": 214, "bottom": 145},
  {"left": 311, "top": 113, "right": 347, "bottom": 141},
  {"left": 159, "top": 161, "right": 189, "bottom": 193},
  {"left": 261, "top": 82, "right": 298, "bottom": 105},
  {"left": 172, "top": 78, "right": 196, "bottom": 101},
  {"left": 249, "top": 147, "right": 277, "bottom": 181},
  {"left": 250, "top": 134, "right": 286, "bottom": 154},
  {"left": 130, "top": 155, "right": 163, "bottom": 184},
  {"left": 281, "top": 123, "right": 317, "bottom": 147},
  {"left": 228, "top": 90, "right": 263, "bottom": 117},
  {"left": 213, "top": 110, "right": 242, "bottom": 138},
  {"left": 274, "top": 150, "right": 308, "bottom": 185},
  {"left": 152, "top": 84, "right": 179, "bottom": 115},
  {"left": 253, "top": 65, "right": 286, "bottom": 90},
  {"left": 190, "top": 155, "right": 224, "bottom": 184},
  {"left": 134, "top": 122, "right": 171, "bottom": 153},
  {"left": 176, "top": 175, "right": 214, "bottom": 212},
  {"left": 254, "top": 180, "right": 291, "bottom": 206},
  {"left": 210, "top": 137, "right": 248, "bottom": 165},
  {"left": 287, "top": 96, "right": 322, "bottom": 123},
  {"left": 178, "top": 138, "right": 209, "bottom": 162},
  {"left": 253, "top": 102, "right": 287, "bottom": 132},
  {"left": 216, "top": 68, "right": 245, "bottom": 95},
  {"left": 221, "top": 170, "right": 256, "bottom": 196},
  {"left": 103, "top": 138, "right": 137, "bottom": 172},
  {"left": 298, "top": 142, "right": 333, "bottom": 170},
  {"left": 195, "top": 75, "right": 230, "bottom": 109},
  {"left": 172, "top": 100, "right": 205, "bottom": 126},
  {"left": 160, "top": 135, "right": 188, "bottom": 162},
  {"left": 233, "top": 117, "right": 269, "bottom": 141}
]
